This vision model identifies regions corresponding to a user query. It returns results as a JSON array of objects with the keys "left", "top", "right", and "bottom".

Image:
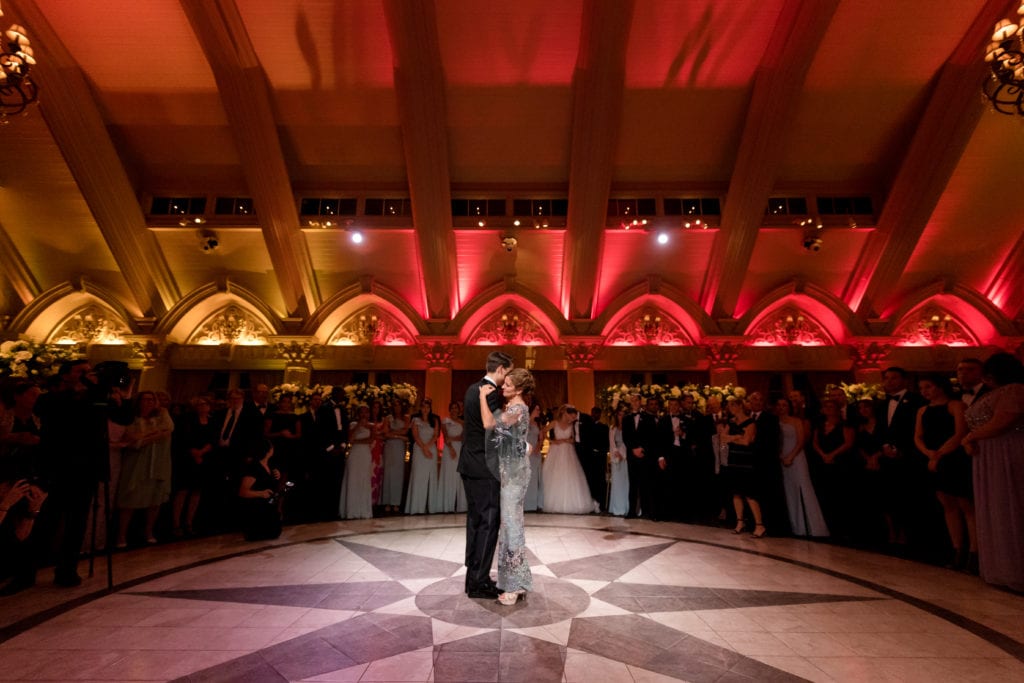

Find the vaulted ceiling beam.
[
  {"left": 843, "top": 0, "right": 1012, "bottom": 319},
  {"left": 986, "top": 231, "right": 1024, "bottom": 321},
  {"left": 383, "top": 0, "right": 458, "bottom": 321},
  {"left": 181, "top": 0, "right": 320, "bottom": 319},
  {"left": 8, "top": 0, "right": 180, "bottom": 318},
  {"left": 562, "top": 0, "right": 634, "bottom": 321},
  {"left": 0, "top": 221, "right": 41, "bottom": 305},
  {"left": 699, "top": 0, "right": 840, "bottom": 319}
]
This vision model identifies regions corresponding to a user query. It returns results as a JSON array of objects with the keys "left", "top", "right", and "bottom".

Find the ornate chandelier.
[
  {"left": 983, "top": 3, "right": 1024, "bottom": 116},
  {"left": 0, "top": 2, "right": 38, "bottom": 121}
]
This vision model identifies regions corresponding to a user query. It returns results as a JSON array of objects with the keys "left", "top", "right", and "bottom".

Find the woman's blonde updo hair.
[{"left": 506, "top": 367, "right": 535, "bottom": 397}]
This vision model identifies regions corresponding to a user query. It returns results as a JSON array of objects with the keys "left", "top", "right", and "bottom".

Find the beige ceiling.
[{"left": 1, "top": 0, "right": 1022, "bottom": 343}]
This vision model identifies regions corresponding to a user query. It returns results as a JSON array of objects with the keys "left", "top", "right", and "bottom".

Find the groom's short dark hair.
[{"left": 485, "top": 351, "right": 514, "bottom": 373}]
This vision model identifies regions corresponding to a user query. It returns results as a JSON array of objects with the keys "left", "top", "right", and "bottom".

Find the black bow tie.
[{"left": 887, "top": 394, "right": 899, "bottom": 402}]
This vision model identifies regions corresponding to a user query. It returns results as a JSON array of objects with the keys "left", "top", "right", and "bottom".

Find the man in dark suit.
[
  {"left": 955, "top": 358, "right": 988, "bottom": 407},
  {"left": 309, "top": 387, "right": 349, "bottom": 521},
  {"left": 583, "top": 407, "right": 609, "bottom": 511},
  {"left": 876, "top": 366, "right": 929, "bottom": 552},
  {"left": 655, "top": 397, "right": 687, "bottom": 521},
  {"left": 458, "top": 350, "right": 513, "bottom": 599},
  {"left": 622, "top": 393, "right": 658, "bottom": 519}
]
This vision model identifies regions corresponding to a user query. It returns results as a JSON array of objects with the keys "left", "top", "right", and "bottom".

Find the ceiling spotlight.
[
  {"left": 622, "top": 218, "right": 648, "bottom": 230},
  {"left": 349, "top": 230, "right": 364, "bottom": 244},
  {"left": 478, "top": 220, "right": 486, "bottom": 227},
  {"left": 656, "top": 232, "right": 669, "bottom": 245},
  {"left": 179, "top": 216, "right": 206, "bottom": 227},
  {"left": 500, "top": 236, "right": 518, "bottom": 252},
  {"left": 802, "top": 236, "right": 823, "bottom": 252},
  {"left": 513, "top": 219, "right": 521, "bottom": 227}
]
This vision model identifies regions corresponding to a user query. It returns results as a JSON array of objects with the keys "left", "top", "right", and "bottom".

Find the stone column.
[
  {"left": 704, "top": 342, "right": 741, "bottom": 387},
  {"left": 131, "top": 340, "right": 170, "bottom": 391},
  {"left": 563, "top": 341, "right": 601, "bottom": 411},
  {"left": 421, "top": 341, "right": 455, "bottom": 411},
  {"left": 275, "top": 341, "right": 320, "bottom": 386},
  {"left": 848, "top": 341, "right": 892, "bottom": 384}
]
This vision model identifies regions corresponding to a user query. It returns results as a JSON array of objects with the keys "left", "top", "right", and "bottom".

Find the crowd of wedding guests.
[{"left": 1, "top": 351, "right": 1022, "bottom": 596}]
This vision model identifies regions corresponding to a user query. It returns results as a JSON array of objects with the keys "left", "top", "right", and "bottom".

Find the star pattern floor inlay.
[{"left": 3, "top": 517, "right": 1024, "bottom": 682}]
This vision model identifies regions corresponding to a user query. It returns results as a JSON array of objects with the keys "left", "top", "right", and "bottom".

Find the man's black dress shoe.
[{"left": 467, "top": 584, "right": 500, "bottom": 599}]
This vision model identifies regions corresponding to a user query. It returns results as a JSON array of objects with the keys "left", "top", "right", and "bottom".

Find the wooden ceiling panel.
[
  {"left": 626, "top": 0, "right": 784, "bottom": 88},
  {"left": 436, "top": 0, "right": 582, "bottom": 86},
  {"left": 446, "top": 87, "right": 573, "bottom": 184}
]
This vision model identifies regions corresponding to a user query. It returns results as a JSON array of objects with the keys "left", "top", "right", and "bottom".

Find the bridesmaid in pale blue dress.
[
  {"left": 405, "top": 399, "right": 440, "bottom": 514},
  {"left": 607, "top": 406, "right": 630, "bottom": 516},
  {"left": 338, "top": 405, "right": 374, "bottom": 520},
  {"left": 480, "top": 368, "right": 535, "bottom": 605},
  {"left": 381, "top": 399, "right": 409, "bottom": 512},
  {"left": 439, "top": 401, "right": 467, "bottom": 512},
  {"left": 523, "top": 404, "right": 545, "bottom": 511}
]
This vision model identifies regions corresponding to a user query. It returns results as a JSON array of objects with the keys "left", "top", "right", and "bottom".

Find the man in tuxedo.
[
  {"left": 877, "top": 366, "right": 928, "bottom": 550},
  {"left": 295, "top": 393, "right": 328, "bottom": 521},
  {"left": 622, "top": 393, "right": 658, "bottom": 519},
  {"left": 310, "top": 387, "right": 349, "bottom": 521},
  {"left": 655, "top": 397, "right": 688, "bottom": 521},
  {"left": 459, "top": 350, "right": 513, "bottom": 599},
  {"left": 586, "top": 407, "right": 609, "bottom": 511},
  {"left": 748, "top": 391, "right": 787, "bottom": 535},
  {"left": 570, "top": 406, "right": 606, "bottom": 511},
  {"left": 251, "top": 383, "right": 271, "bottom": 419},
  {"left": 956, "top": 358, "right": 988, "bottom": 407}
]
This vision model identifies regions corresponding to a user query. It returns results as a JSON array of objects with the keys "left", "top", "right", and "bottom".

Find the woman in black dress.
[
  {"left": 238, "top": 439, "right": 283, "bottom": 541},
  {"left": 811, "top": 399, "right": 856, "bottom": 540},
  {"left": 717, "top": 398, "right": 765, "bottom": 537},
  {"left": 854, "top": 398, "right": 887, "bottom": 544},
  {"left": 171, "top": 395, "right": 218, "bottom": 536},
  {"left": 265, "top": 395, "right": 302, "bottom": 483},
  {"left": 914, "top": 373, "right": 973, "bottom": 570}
]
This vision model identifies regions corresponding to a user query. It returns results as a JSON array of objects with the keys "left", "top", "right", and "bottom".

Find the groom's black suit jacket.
[{"left": 458, "top": 376, "right": 503, "bottom": 480}]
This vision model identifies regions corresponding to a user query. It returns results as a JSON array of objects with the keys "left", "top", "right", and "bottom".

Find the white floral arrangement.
[
  {"left": 599, "top": 382, "right": 713, "bottom": 418},
  {"left": 378, "top": 382, "right": 418, "bottom": 407},
  {"left": 0, "top": 340, "right": 81, "bottom": 379},
  {"left": 701, "top": 383, "right": 747, "bottom": 403},
  {"left": 833, "top": 382, "right": 885, "bottom": 404},
  {"left": 269, "top": 383, "right": 332, "bottom": 413}
]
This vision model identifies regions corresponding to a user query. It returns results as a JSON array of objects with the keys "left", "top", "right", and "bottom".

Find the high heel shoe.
[
  {"left": 751, "top": 525, "right": 767, "bottom": 538},
  {"left": 497, "top": 590, "right": 526, "bottom": 606},
  {"left": 732, "top": 521, "right": 746, "bottom": 534}
]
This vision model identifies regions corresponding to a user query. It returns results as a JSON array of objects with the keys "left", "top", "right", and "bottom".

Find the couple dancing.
[{"left": 459, "top": 351, "right": 533, "bottom": 606}]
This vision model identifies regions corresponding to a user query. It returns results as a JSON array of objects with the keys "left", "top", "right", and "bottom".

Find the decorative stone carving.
[
  {"left": 275, "top": 341, "right": 320, "bottom": 364},
  {"left": 420, "top": 342, "right": 455, "bottom": 368},
  {"left": 131, "top": 339, "right": 167, "bottom": 365},
  {"left": 467, "top": 307, "right": 552, "bottom": 346},
  {"left": 605, "top": 308, "right": 692, "bottom": 346},
  {"left": 848, "top": 341, "right": 892, "bottom": 370},
  {"left": 704, "top": 342, "right": 741, "bottom": 368},
  {"left": 49, "top": 305, "right": 130, "bottom": 345},
  {"left": 327, "top": 306, "right": 414, "bottom": 346},
  {"left": 189, "top": 305, "right": 270, "bottom": 346},
  {"left": 893, "top": 307, "right": 975, "bottom": 347},
  {"left": 563, "top": 343, "right": 600, "bottom": 369},
  {"left": 748, "top": 307, "right": 830, "bottom": 346}
]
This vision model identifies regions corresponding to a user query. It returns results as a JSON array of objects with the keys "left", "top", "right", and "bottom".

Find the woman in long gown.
[
  {"left": 523, "top": 404, "right": 544, "bottom": 511},
  {"left": 914, "top": 374, "right": 974, "bottom": 570},
  {"left": 811, "top": 399, "right": 857, "bottom": 539},
  {"left": 963, "top": 352, "right": 1024, "bottom": 592},
  {"left": 338, "top": 405, "right": 374, "bottom": 520},
  {"left": 381, "top": 399, "right": 409, "bottom": 512},
  {"left": 438, "top": 401, "right": 466, "bottom": 512},
  {"left": 607, "top": 405, "right": 630, "bottom": 516},
  {"left": 775, "top": 397, "right": 828, "bottom": 537},
  {"left": 369, "top": 401, "right": 385, "bottom": 507},
  {"left": 405, "top": 399, "right": 440, "bottom": 514},
  {"left": 542, "top": 405, "right": 596, "bottom": 514},
  {"left": 479, "top": 367, "right": 535, "bottom": 605}
]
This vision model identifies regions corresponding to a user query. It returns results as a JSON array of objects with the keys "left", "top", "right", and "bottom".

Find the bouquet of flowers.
[
  {"left": 0, "top": 340, "right": 81, "bottom": 379},
  {"left": 701, "top": 383, "right": 747, "bottom": 403},
  {"left": 268, "top": 383, "right": 333, "bottom": 413},
  {"left": 834, "top": 382, "right": 885, "bottom": 404},
  {"left": 343, "top": 382, "right": 383, "bottom": 410},
  {"left": 378, "top": 382, "right": 418, "bottom": 407}
]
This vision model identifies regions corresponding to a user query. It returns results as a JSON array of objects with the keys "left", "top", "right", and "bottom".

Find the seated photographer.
[
  {"left": 238, "top": 439, "right": 284, "bottom": 541},
  {"left": 0, "top": 477, "right": 48, "bottom": 595}
]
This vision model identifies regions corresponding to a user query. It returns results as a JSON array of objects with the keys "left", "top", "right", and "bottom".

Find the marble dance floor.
[{"left": 1, "top": 514, "right": 1023, "bottom": 682}]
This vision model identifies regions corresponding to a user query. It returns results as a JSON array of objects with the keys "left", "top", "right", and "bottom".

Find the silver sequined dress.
[{"left": 492, "top": 402, "right": 533, "bottom": 594}]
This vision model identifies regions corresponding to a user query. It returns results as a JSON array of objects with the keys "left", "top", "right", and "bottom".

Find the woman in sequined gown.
[
  {"left": 479, "top": 368, "right": 535, "bottom": 605},
  {"left": 963, "top": 352, "right": 1024, "bottom": 592}
]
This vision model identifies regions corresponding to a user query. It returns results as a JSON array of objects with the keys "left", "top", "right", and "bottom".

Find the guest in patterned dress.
[
  {"left": 914, "top": 374, "right": 974, "bottom": 571},
  {"left": 368, "top": 401, "right": 385, "bottom": 507},
  {"left": 405, "top": 399, "right": 440, "bottom": 514},
  {"left": 479, "top": 367, "right": 535, "bottom": 605},
  {"left": 963, "top": 352, "right": 1024, "bottom": 592},
  {"left": 439, "top": 401, "right": 467, "bottom": 512}
]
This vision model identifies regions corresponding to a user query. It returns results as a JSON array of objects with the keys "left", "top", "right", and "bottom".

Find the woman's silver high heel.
[{"left": 497, "top": 590, "right": 526, "bottom": 606}]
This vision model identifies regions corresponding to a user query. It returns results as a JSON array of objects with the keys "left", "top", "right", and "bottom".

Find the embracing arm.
[{"left": 479, "top": 385, "right": 497, "bottom": 430}]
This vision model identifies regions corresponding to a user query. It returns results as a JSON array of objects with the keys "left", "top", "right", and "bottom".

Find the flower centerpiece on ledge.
[
  {"left": 598, "top": 382, "right": 729, "bottom": 419},
  {"left": 378, "top": 382, "right": 418, "bottom": 408},
  {"left": 268, "top": 383, "right": 332, "bottom": 414},
  {"left": 833, "top": 382, "right": 885, "bottom": 404},
  {"left": 0, "top": 340, "right": 82, "bottom": 379},
  {"left": 701, "top": 384, "right": 747, "bottom": 403}
]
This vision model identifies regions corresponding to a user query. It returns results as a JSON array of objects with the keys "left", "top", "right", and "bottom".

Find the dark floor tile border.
[{"left": 1, "top": 519, "right": 1022, "bottom": 665}]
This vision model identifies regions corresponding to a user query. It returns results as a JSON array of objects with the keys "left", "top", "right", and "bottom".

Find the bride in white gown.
[{"left": 543, "top": 405, "right": 597, "bottom": 514}]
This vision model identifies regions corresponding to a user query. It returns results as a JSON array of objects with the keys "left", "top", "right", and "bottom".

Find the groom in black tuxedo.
[{"left": 459, "top": 350, "right": 514, "bottom": 599}]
